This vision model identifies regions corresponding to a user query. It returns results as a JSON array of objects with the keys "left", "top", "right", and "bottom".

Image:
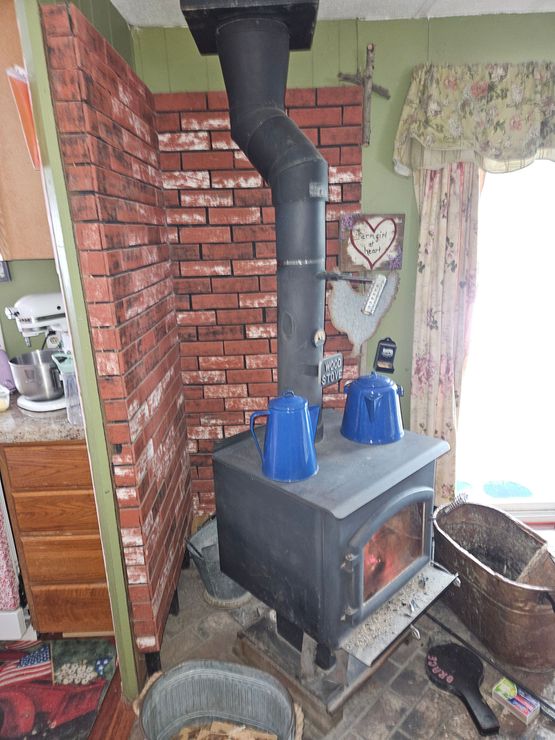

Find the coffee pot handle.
[{"left": 250, "top": 410, "right": 269, "bottom": 461}]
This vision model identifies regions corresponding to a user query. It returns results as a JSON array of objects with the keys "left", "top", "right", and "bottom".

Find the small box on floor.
[{"left": 491, "top": 678, "right": 540, "bottom": 724}]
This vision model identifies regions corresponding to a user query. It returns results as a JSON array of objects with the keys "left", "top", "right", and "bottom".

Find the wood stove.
[
  {"left": 214, "top": 411, "right": 454, "bottom": 673},
  {"left": 180, "top": 1, "right": 457, "bottom": 720}
]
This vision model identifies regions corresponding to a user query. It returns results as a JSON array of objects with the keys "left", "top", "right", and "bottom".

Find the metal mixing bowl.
[{"left": 9, "top": 349, "right": 64, "bottom": 401}]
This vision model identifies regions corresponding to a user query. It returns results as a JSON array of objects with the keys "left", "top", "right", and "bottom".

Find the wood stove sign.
[
  {"left": 319, "top": 353, "right": 343, "bottom": 387},
  {"left": 340, "top": 213, "right": 404, "bottom": 272}
]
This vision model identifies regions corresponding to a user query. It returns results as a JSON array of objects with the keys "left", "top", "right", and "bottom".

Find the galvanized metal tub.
[
  {"left": 139, "top": 660, "right": 297, "bottom": 740},
  {"left": 434, "top": 502, "right": 555, "bottom": 671}
]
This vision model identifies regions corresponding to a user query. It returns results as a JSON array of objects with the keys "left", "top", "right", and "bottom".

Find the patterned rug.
[{"left": 0, "top": 638, "right": 116, "bottom": 739}]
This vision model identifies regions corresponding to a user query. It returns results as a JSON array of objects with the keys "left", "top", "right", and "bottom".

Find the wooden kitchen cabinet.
[
  {"left": 0, "top": 441, "right": 113, "bottom": 634},
  {"left": 0, "top": 1, "right": 53, "bottom": 260}
]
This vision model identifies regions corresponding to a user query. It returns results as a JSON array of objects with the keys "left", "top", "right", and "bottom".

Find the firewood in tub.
[{"left": 172, "top": 721, "right": 278, "bottom": 739}]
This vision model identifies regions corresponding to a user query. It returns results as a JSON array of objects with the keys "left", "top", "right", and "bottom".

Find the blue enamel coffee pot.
[
  {"left": 341, "top": 372, "right": 404, "bottom": 445},
  {"left": 250, "top": 391, "right": 319, "bottom": 482}
]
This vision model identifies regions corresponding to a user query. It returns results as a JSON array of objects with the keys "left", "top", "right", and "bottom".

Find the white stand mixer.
[{"left": 4, "top": 293, "right": 70, "bottom": 412}]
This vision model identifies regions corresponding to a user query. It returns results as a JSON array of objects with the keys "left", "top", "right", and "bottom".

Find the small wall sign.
[
  {"left": 319, "top": 352, "right": 344, "bottom": 387},
  {"left": 340, "top": 213, "right": 404, "bottom": 272},
  {"left": 373, "top": 337, "right": 397, "bottom": 374}
]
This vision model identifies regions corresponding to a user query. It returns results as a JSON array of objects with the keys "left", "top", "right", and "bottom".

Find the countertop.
[{"left": 0, "top": 395, "right": 85, "bottom": 444}]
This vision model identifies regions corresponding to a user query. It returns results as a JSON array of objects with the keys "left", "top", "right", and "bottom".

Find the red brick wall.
[
  {"left": 42, "top": 4, "right": 192, "bottom": 652},
  {"left": 42, "top": 2, "right": 364, "bottom": 650},
  {"left": 155, "top": 87, "right": 364, "bottom": 515}
]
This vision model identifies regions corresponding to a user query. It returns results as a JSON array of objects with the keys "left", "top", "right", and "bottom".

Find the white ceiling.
[{"left": 111, "top": 0, "right": 555, "bottom": 28}]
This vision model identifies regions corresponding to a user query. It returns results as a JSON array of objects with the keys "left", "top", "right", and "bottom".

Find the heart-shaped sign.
[{"left": 349, "top": 217, "right": 397, "bottom": 269}]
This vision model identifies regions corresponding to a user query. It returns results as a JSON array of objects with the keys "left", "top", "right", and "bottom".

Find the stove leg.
[
  {"left": 315, "top": 643, "right": 336, "bottom": 670},
  {"left": 276, "top": 613, "right": 336, "bottom": 671},
  {"left": 145, "top": 651, "right": 161, "bottom": 676},
  {"left": 169, "top": 588, "right": 180, "bottom": 616}
]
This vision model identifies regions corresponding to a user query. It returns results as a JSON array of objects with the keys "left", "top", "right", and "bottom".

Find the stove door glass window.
[{"left": 363, "top": 502, "right": 424, "bottom": 602}]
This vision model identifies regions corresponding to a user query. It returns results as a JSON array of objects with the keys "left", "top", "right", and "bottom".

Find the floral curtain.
[
  {"left": 0, "top": 508, "right": 20, "bottom": 612},
  {"left": 410, "top": 163, "right": 478, "bottom": 505},
  {"left": 394, "top": 62, "right": 555, "bottom": 176},
  {"left": 393, "top": 62, "right": 554, "bottom": 504}
]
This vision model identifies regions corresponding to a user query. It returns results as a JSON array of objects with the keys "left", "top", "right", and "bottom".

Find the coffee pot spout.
[{"left": 364, "top": 392, "right": 378, "bottom": 422}]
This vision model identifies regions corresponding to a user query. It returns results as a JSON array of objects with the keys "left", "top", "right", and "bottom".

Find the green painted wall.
[
  {"left": 0, "top": 260, "right": 61, "bottom": 357},
  {"left": 39, "top": 0, "right": 134, "bottom": 67},
  {"left": 0, "top": 1, "right": 133, "bottom": 349},
  {"left": 16, "top": 0, "right": 140, "bottom": 698},
  {"left": 2, "top": 1, "right": 135, "bottom": 360},
  {"left": 132, "top": 13, "right": 555, "bottom": 418}
]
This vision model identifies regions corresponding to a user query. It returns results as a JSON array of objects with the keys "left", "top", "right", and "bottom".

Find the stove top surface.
[{"left": 214, "top": 409, "right": 449, "bottom": 519}]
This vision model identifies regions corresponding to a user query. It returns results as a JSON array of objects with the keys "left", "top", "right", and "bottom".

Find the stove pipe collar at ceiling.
[{"left": 181, "top": 0, "right": 329, "bottom": 416}]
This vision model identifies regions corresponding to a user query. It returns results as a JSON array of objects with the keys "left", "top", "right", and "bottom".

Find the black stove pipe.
[
  {"left": 181, "top": 3, "right": 328, "bottom": 418},
  {"left": 215, "top": 17, "right": 328, "bottom": 414}
]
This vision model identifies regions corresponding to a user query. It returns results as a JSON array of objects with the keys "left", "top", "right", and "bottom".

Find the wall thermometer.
[{"left": 361, "top": 274, "right": 387, "bottom": 315}]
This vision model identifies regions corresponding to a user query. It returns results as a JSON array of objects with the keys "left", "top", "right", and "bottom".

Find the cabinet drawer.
[
  {"left": 11, "top": 490, "right": 99, "bottom": 533},
  {"left": 3, "top": 444, "right": 92, "bottom": 490},
  {"left": 31, "top": 584, "right": 113, "bottom": 633},
  {"left": 22, "top": 534, "right": 106, "bottom": 584}
]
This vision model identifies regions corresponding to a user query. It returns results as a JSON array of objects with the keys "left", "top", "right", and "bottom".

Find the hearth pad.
[{"left": 234, "top": 562, "right": 457, "bottom": 732}]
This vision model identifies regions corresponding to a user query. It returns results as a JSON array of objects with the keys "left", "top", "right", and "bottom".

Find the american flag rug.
[{"left": 0, "top": 638, "right": 116, "bottom": 739}]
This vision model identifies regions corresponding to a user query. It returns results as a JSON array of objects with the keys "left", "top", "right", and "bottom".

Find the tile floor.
[{"left": 131, "top": 566, "right": 555, "bottom": 739}]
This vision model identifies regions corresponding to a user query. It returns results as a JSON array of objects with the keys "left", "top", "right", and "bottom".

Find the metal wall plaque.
[
  {"left": 319, "top": 353, "right": 343, "bottom": 387},
  {"left": 340, "top": 213, "right": 404, "bottom": 273},
  {"left": 373, "top": 337, "right": 397, "bottom": 373}
]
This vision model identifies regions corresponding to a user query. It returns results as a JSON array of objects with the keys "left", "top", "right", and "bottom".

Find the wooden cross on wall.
[{"left": 338, "top": 43, "right": 390, "bottom": 146}]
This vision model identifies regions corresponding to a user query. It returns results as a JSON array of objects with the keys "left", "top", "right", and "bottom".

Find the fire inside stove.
[{"left": 363, "top": 503, "right": 424, "bottom": 602}]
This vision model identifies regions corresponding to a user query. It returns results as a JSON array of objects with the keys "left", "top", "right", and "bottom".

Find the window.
[{"left": 456, "top": 161, "right": 555, "bottom": 523}]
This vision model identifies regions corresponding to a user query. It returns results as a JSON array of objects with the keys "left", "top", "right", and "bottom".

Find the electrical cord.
[
  {"left": 426, "top": 610, "right": 555, "bottom": 722},
  {"left": 40, "top": 330, "right": 56, "bottom": 350}
]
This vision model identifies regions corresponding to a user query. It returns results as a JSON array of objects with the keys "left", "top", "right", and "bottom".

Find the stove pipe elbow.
[{"left": 216, "top": 17, "right": 329, "bottom": 413}]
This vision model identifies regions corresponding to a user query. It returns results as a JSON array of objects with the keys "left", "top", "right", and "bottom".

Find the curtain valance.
[{"left": 394, "top": 62, "right": 555, "bottom": 175}]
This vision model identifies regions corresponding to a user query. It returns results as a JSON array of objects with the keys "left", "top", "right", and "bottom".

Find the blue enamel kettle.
[
  {"left": 341, "top": 372, "right": 404, "bottom": 445},
  {"left": 250, "top": 391, "right": 319, "bottom": 482}
]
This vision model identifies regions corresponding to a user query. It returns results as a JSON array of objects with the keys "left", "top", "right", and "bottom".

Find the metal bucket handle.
[
  {"left": 186, "top": 540, "right": 204, "bottom": 560},
  {"left": 433, "top": 492, "right": 468, "bottom": 522},
  {"left": 540, "top": 591, "right": 555, "bottom": 613},
  {"left": 185, "top": 515, "right": 217, "bottom": 560}
]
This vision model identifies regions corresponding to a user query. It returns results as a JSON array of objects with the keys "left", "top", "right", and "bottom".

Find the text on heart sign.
[{"left": 340, "top": 213, "right": 404, "bottom": 272}]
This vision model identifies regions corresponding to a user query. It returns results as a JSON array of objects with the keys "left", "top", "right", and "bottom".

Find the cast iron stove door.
[
  {"left": 363, "top": 501, "right": 425, "bottom": 600},
  {"left": 342, "top": 487, "right": 433, "bottom": 628}
]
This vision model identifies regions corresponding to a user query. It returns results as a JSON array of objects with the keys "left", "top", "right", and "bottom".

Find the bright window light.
[{"left": 456, "top": 160, "right": 555, "bottom": 518}]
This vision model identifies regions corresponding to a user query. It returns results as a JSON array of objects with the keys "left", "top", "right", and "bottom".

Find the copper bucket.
[{"left": 434, "top": 502, "right": 555, "bottom": 671}]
